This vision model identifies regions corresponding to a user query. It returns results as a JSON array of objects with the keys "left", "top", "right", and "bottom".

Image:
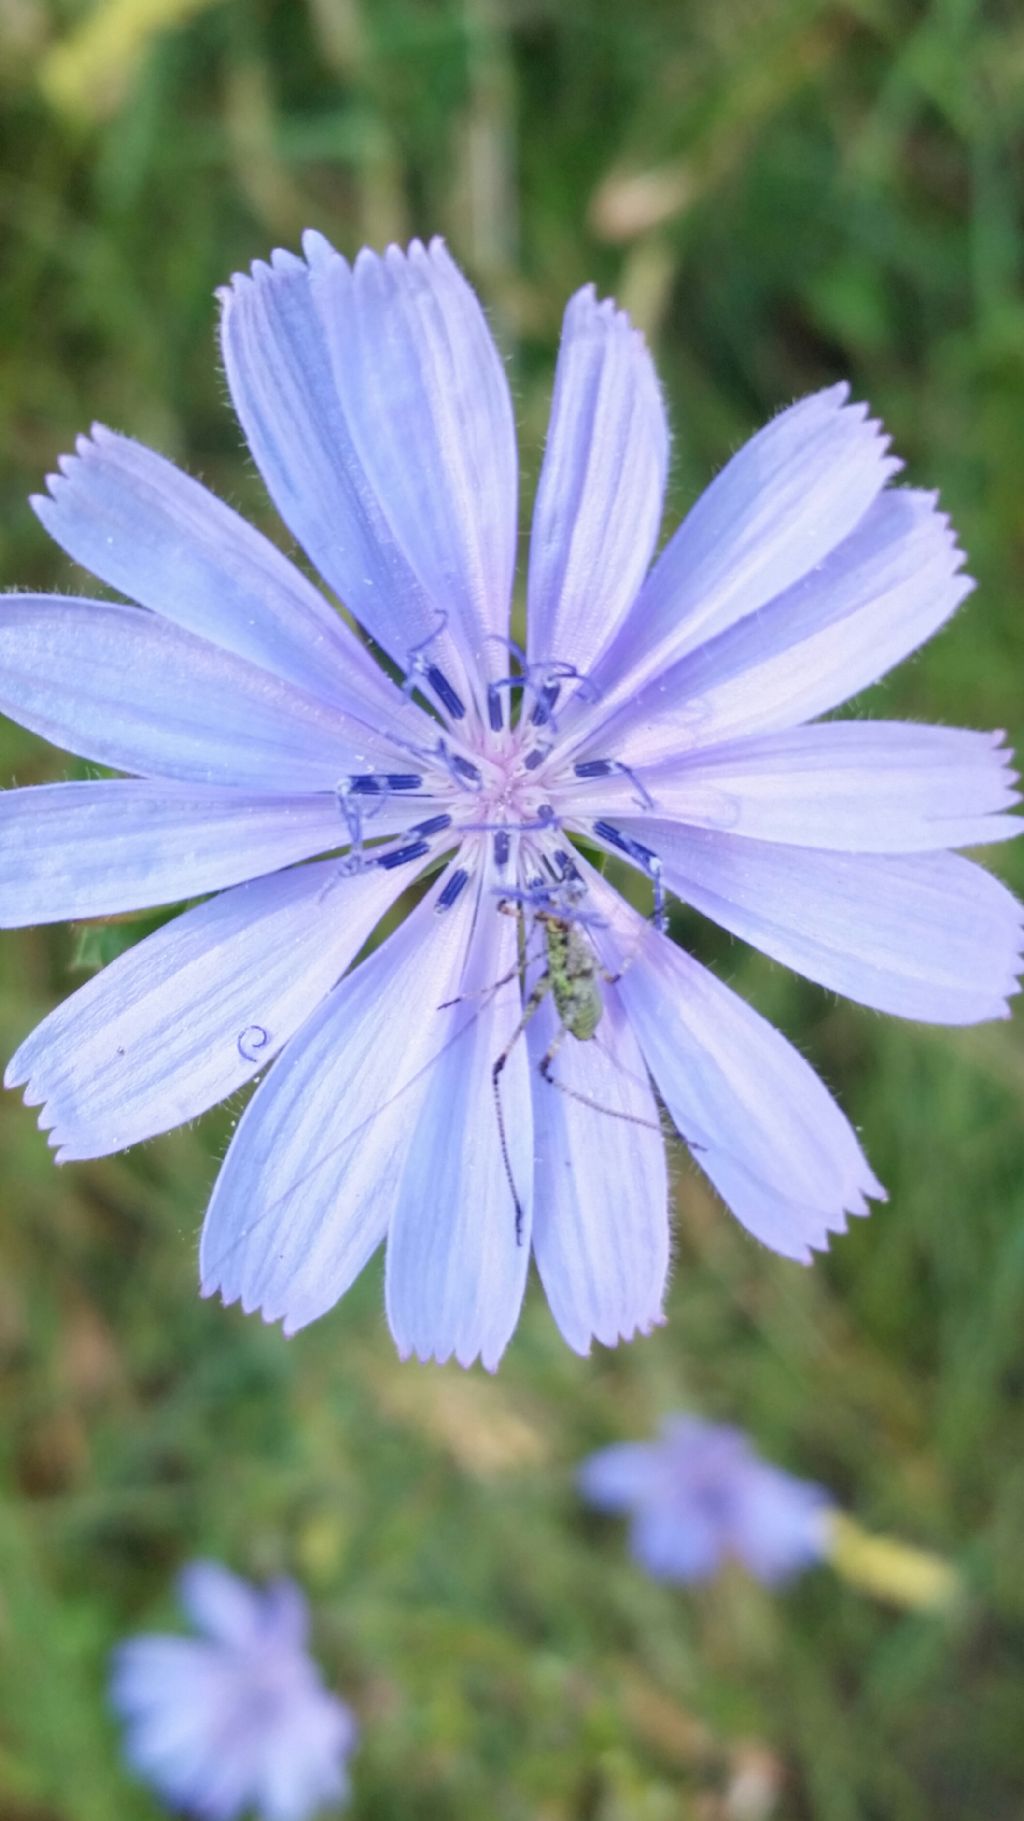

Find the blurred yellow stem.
[
  {"left": 827, "top": 1512, "right": 960, "bottom": 1613},
  {"left": 41, "top": 0, "right": 225, "bottom": 119}
]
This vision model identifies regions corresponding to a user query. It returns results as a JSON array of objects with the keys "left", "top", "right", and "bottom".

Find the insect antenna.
[{"left": 437, "top": 931, "right": 544, "bottom": 1010}]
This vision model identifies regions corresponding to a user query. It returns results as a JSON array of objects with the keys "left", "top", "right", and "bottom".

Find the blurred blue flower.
[
  {"left": 580, "top": 1417, "right": 834, "bottom": 1586},
  {"left": 111, "top": 1562, "right": 356, "bottom": 1820},
  {"left": 2, "top": 233, "right": 1020, "bottom": 1367}
]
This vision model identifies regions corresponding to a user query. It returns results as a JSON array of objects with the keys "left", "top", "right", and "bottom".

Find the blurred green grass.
[{"left": 1, "top": 1, "right": 1023, "bottom": 1817}]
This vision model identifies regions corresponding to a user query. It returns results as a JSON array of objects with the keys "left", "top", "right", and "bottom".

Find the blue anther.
[
  {"left": 523, "top": 747, "right": 548, "bottom": 772},
  {"left": 534, "top": 657, "right": 602, "bottom": 704},
  {"left": 411, "top": 813, "right": 453, "bottom": 838},
  {"left": 632, "top": 836, "right": 659, "bottom": 868},
  {"left": 425, "top": 665, "right": 465, "bottom": 721},
  {"left": 573, "top": 758, "right": 654, "bottom": 809},
  {"left": 481, "top": 638, "right": 601, "bottom": 728},
  {"left": 377, "top": 839, "right": 431, "bottom": 872},
  {"left": 487, "top": 684, "right": 504, "bottom": 733},
  {"left": 593, "top": 821, "right": 667, "bottom": 930},
  {"left": 493, "top": 829, "right": 511, "bottom": 868},
  {"left": 436, "top": 867, "right": 470, "bottom": 912},
  {"left": 346, "top": 772, "right": 424, "bottom": 795},
  {"left": 594, "top": 819, "right": 634, "bottom": 857},
  {"left": 530, "top": 681, "right": 561, "bottom": 727},
  {"left": 539, "top": 849, "right": 581, "bottom": 889},
  {"left": 434, "top": 740, "right": 484, "bottom": 793}
]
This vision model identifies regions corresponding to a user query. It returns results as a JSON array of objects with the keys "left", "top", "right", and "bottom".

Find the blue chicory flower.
[
  {"left": 580, "top": 1416, "right": 834, "bottom": 1585},
  {"left": 110, "top": 1561, "right": 357, "bottom": 1820},
  {"left": 1, "top": 234, "right": 1020, "bottom": 1368}
]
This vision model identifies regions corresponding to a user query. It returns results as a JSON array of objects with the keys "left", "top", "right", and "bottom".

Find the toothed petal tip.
[
  {"left": 565, "top": 1333, "right": 593, "bottom": 1359},
  {"left": 300, "top": 227, "right": 336, "bottom": 265},
  {"left": 268, "top": 246, "right": 304, "bottom": 276}
]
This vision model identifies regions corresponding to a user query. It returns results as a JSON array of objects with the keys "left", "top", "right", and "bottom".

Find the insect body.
[
  {"left": 544, "top": 912, "right": 604, "bottom": 1044},
  {"left": 491, "top": 891, "right": 631, "bottom": 1245}
]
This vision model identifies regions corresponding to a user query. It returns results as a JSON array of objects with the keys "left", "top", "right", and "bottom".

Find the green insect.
[{"left": 490, "top": 885, "right": 658, "bottom": 1244}]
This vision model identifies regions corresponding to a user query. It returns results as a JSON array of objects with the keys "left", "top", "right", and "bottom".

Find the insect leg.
[
  {"left": 493, "top": 972, "right": 551, "bottom": 1247},
  {"left": 538, "top": 1044, "right": 664, "bottom": 1135}
]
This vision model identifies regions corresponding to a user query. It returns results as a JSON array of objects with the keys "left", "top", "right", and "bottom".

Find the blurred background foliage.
[{"left": 1, "top": 0, "right": 1023, "bottom": 1816}]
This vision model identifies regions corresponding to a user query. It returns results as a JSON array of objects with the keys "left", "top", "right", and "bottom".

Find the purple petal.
[
  {"left": 586, "top": 488, "right": 971, "bottom": 767},
  {"left": 589, "top": 384, "right": 899, "bottom": 716},
  {"left": 528, "top": 970, "right": 668, "bottom": 1354},
  {"left": 112, "top": 1569, "right": 356, "bottom": 1821},
  {"left": 308, "top": 235, "right": 518, "bottom": 692},
  {"left": 693, "top": 1154, "right": 860, "bottom": 1262},
  {"left": 258, "top": 1696, "right": 354, "bottom": 1821},
  {"left": 5, "top": 860, "right": 403, "bottom": 1158},
  {"left": 0, "top": 596, "right": 397, "bottom": 789},
  {"left": 578, "top": 1442, "right": 662, "bottom": 1510},
  {"left": 726, "top": 1465, "right": 832, "bottom": 1583},
  {"left": 611, "top": 825, "right": 1023, "bottom": 1024},
  {"left": 581, "top": 870, "right": 883, "bottom": 1260},
  {"left": 526, "top": 286, "right": 667, "bottom": 680},
  {"left": 0, "top": 781, "right": 351, "bottom": 924},
  {"left": 630, "top": 1504, "right": 723, "bottom": 1584},
  {"left": 258, "top": 1579, "right": 311, "bottom": 1652},
  {"left": 573, "top": 723, "right": 1019, "bottom": 852},
  {"left": 31, "top": 426, "right": 401, "bottom": 719},
  {"left": 582, "top": 1416, "right": 833, "bottom": 1588},
  {"left": 200, "top": 864, "right": 487, "bottom": 1337},
  {"left": 221, "top": 234, "right": 516, "bottom": 723},
  {"left": 112, "top": 1639, "right": 243, "bottom": 1816},
  {"left": 177, "top": 1562, "right": 266, "bottom": 1647},
  {"left": 111, "top": 1637, "right": 223, "bottom": 1716},
  {"left": 385, "top": 868, "right": 532, "bottom": 1369}
]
